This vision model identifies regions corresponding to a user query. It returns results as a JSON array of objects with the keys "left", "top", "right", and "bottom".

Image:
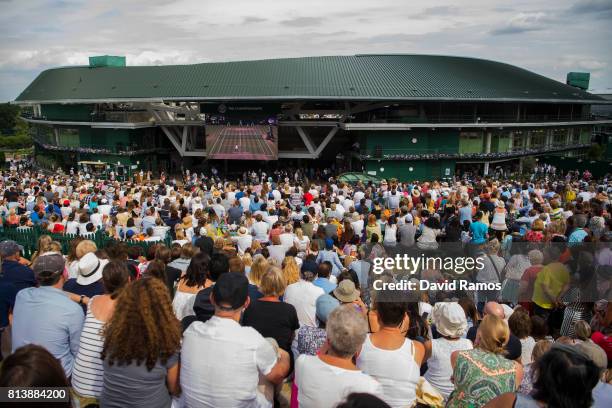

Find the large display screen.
[{"left": 206, "top": 125, "right": 278, "bottom": 160}]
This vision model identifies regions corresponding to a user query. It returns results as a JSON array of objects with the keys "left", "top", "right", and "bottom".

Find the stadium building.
[{"left": 13, "top": 54, "right": 612, "bottom": 180}]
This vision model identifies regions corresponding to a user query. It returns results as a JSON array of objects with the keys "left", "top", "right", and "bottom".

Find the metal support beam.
[
  {"left": 181, "top": 126, "right": 188, "bottom": 151},
  {"left": 296, "top": 127, "right": 316, "bottom": 155},
  {"left": 315, "top": 127, "right": 339, "bottom": 157},
  {"left": 160, "top": 126, "right": 184, "bottom": 156}
]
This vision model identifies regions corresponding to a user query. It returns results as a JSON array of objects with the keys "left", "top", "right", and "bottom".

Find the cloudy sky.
[{"left": 1, "top": 0, "right": 611, "bottom": 102}]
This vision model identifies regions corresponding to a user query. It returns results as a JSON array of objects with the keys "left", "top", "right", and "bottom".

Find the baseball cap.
[
  {"left": 32, "top": 253, "right": 65, "bottom": 280},
  {"left": 0, "top": 240, "right": 23, "bottom": 257},
  {"left": 212, "top": 272, "right": 248, "bottom": 310}
]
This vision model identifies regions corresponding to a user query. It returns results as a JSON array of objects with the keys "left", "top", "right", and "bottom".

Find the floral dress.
[{"left": 447, "top": 348, "right": 517, "bottom": 408}]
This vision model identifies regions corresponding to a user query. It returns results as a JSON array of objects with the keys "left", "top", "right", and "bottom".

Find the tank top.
[
  {"left": 72, "top": 296, "right": 106, "bottom": 398},
  {"left": 356, "top": 335, "right": 420, "bottom": 408},
  {"left": 172, "top": 281, "right": 202, "bottom": 320},
  {"left": 424, "top": 337, "right": 473, "bottom": 399}
]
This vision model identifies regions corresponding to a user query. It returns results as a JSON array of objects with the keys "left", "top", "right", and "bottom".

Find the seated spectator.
[
  {"left": 357, "top": 292, "right": 425, "bottom": 407},
  {"left": 296, "top": 305, "right": 383, "bottom": 407},
  {"left": 11, "top": 253, "right": 84, "bottom": 377},
  {"left": 447, "top": 315, "right": 523, "bottom": 407},
  {"left": 63, "top": 252, "right": 109, "bottom": 313},
  {"left": 508, "top": 308, "right": 536, "bottom": 365},
  {"left": 0, "top": 240, "right": 36, "bottom": 291},
  {"left": 486, "top": 344, "right": 600, "bottom": 408},
  {"left": 466, "top": 301, "right": 522, "bottom": 361},
  {"left": 243, "top": 266, "right": 299, "bottom": 369},
  {"left": 71, "top": 261, "right": 130, "bottom": 405},
  {"left": 172, "top": 252, "right": 209, "bottom": 320},
  {"left": 298, "top": 294, "right": 339, "bottom": 356},
  {"left": 181, "top": 273, "right": 291, "bottom": 407},
  {"left": 0, "top": 344, "right": 70, "bottom": 408},
  {"left": 424, "top": 302, "right": 473, "bottom": 400},
  {"left": 313, "top": 261, "right": 337, "bottom": 294},
  {"left": 100, "top": 278, "right": 181, "bottom": 407},
  {"left": 518, "top": 339, "right": 552, "bottom": 395}
]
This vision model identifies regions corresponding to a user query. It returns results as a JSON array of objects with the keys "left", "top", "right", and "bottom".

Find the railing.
[
  {"left": 0, "top": 226, "right": 172, "bottom": 259},
  {"left": 31, "top": 136, "right": 161, "bottom": 156},
  {"left": 361, "top": 114, "right": 594, "bottom": 124},
  {"left": 362, "top": 143, "right": 591, "bottom": 161}
]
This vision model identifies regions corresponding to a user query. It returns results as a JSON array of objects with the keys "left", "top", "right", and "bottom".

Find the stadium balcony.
[
  {"left": 31, "top": 136, "right": 164, "bottom": 156},
  {"left": 361, "top": 143, "right": 590, "bottom": 161}
]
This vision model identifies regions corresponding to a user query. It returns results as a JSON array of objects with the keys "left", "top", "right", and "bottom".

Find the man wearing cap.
[
  {"left": 11, "top": 253, "right": 84, "bottom": 377},
  {"left": 181, "top": 273, "right": 290, "bottom": 407},
  {"left": 0, "top": 240, "right": 36, "bottom": 291}
]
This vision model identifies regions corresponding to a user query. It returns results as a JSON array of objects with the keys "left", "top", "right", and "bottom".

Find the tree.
[
  {"left": 0, "top": 103, "right": 20, "bottom": 131},
  {"left": 587, "top": 144, "right": 604, "bottom": 161}
]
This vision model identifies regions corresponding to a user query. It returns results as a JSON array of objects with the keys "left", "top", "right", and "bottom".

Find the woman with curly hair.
[{"left": 100, "top": 278, "right": 181, "bottom": 408}]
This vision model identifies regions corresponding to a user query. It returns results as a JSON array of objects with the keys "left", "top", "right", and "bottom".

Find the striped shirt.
[{"left": 71, "top": 297, "right": 106, "bottom": 398}]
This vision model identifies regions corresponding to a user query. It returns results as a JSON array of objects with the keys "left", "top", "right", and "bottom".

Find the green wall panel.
[{"left": 41, "top": 104, "right": 94, "bottom": 121}]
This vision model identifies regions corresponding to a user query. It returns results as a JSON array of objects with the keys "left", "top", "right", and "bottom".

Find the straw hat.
[{"left": 181, "top": 216, "right": 193, "bottom": 228}]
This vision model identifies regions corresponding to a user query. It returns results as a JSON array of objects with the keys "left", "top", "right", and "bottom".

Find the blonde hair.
[
  {"left": 175, "top": 228, "right": 186, "bottom": 240},
  {"left": 241, "top": 252, "right": 253, "bottom": 267},
  {"left": 574, "top": 320, "right": 591, "bottom": 341},
  {"left": 259, "top": 266, "right": 287, "bottom": 297},
  {"left": 477, "top": 315, "right": 509, "bottom": 354},
  {"left": 76, "top": 240, "right": 98, "bottom": 259},
  {"left": 295, "top": 228, "right": 304, "bottom": 239},
  {"left": 282, "top": 256, "right": 300, "bottom": 286},
  {"left": 249, "top": 255, "right": 269, "bottom": 287}
]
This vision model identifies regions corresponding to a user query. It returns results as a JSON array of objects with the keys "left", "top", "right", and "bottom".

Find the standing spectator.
[
  {"left": 100, "top": 278, "right": 181, "bottom": 407},
  {"left": 181, "top": 273, "right": 290, "bottom": 407},
  {"left": 11, "top": 253, "right": 84, "bottom": 377}
]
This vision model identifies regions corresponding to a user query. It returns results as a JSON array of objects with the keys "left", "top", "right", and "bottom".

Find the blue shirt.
[
  {"left": 313, "top": 277, "right": 336, "bottom": 294},
  {"left": 470, "top": 221, "right": 488, "bottom": 244},
  {"left": 11, "top": 286, "right": 84, "bottom": 377},
  {"left": 0, "top": 281, "right": 17, "bottom": 328},
  {"left": 459, "top": 206, "right": 472, "bottom": 225},
  {"left": 315, "top": 250, "right": 344, "bottom": 277},
  {"left": 0, "top": 260, "right": 36, "bottom": 291},
  {"left": 568, "top": 228, "right": 588, "bottom": 245}
]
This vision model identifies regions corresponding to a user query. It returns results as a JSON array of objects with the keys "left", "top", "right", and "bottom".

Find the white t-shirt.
[
  {"left": 284, "top": 280, "right": 324, "bottom": 328},
  {"left": 295, "top": 355, "right": 383, "bottom": 408},
  {"left": 251, "top": 221, "right": 270, "bottom": 242},
  {"left": 181, "top": 316, "right": 278, "bottom": 408},
  {"left": 279, "top": 232, "right": 295, "bottom": 249}
]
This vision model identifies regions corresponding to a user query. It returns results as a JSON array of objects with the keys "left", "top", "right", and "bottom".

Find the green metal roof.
[{"left": 14, "top": 54, "right": 605, "bottom": 104}]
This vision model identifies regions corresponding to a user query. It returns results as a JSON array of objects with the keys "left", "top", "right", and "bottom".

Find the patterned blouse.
[
  {"left": 297, "top": 326, "right": 326, "bottom": 356},
  {"left": 447, "top": 348, "right": 517, "bottom": 408}
]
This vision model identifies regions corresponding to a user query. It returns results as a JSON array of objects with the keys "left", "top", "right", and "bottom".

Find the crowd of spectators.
[{"left": 0, "top": 165, "right": 610, "bottom": 408}]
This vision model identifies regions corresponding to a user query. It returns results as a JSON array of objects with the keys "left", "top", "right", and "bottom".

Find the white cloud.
[{"left": 0, "top": 0, "right": 610, "bottom": 101}]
